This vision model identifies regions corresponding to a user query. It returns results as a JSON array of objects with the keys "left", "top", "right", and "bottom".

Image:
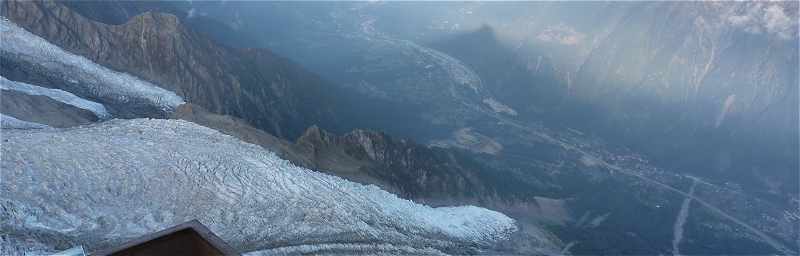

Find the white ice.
[
  {"left": 0, "top": 76, "right": 111, "bottom": 119},
  {"left": 0, "top": 113, "right": 48, "bottom": 129},
  {"left": 1, "top": 118, "right": 517, "bottom": 255}
]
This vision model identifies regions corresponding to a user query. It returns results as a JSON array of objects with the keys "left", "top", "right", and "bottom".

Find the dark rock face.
[
  {"left": 1, "top": 0, "right": 338, "bottom": 139},
  {"left": 1, "top": 90, "right": 97, "bottom": 127},
  {"left": 296, "top": 125, "right": 522, "bottom": 202}
]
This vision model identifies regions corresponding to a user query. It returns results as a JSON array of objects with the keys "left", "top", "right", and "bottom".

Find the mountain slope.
[
  {"left": 428, "top": 25, "right": 564, "bottom": 118},
  {"left": 555, "top": 2, "right": 799, "bottom": 189},
  {"left": 0, "top": 17, "right": 184, "bottom": 118},
  {"left": 1, "top": 0, "right": 339, "bottom": 139}
]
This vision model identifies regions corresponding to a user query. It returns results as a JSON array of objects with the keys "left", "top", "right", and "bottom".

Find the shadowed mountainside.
[{"left": 2, "top": 0, "right": 339, "bottom": 139}]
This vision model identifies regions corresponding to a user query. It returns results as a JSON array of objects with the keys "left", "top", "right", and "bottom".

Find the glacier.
[
  {"left": 0, "top": 118, "right": 517, "bottom": 255},
  {"left": 0, "top": 113, "right": 48, "bottom": 129},
  {"left": 0, "top": 76, "right": 111, "bottom": 120},
  {"left": 0, "top": 18, "right": 184, "bottom": 114}
]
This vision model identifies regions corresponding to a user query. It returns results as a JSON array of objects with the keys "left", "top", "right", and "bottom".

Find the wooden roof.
[{"left": 91, "top": 220, "right": 240, "bottom": 256}]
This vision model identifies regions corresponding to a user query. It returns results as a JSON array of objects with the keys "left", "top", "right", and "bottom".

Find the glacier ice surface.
[
  {"left": 0, "top": 76, "right": 111, "bottom": 119},
  {"left": 0, "top": 113, "right": 49, "bottom": 129},
  {"left": 1, "top": 118, "right": 517, "bottom": 255}
]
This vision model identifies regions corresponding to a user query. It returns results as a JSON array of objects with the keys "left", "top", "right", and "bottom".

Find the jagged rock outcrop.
[{"left": 296, "top": 126, "right": 487, "bottom": 200}]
